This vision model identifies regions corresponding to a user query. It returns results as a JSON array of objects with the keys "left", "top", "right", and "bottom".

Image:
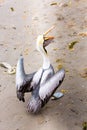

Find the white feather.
[
  {"left": 40, "top": 68, "right": 54, "bottom": 85},
  {"left": 30, "top": 68, "right": 43, "bottom": 89},
  {"left": 39, "top": 69, "right": 65, "bottom": 100}
]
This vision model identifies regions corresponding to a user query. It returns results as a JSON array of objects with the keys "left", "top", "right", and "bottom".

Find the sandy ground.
[{"left": 0, "top": 0, "right": 87, "bottom": 130}]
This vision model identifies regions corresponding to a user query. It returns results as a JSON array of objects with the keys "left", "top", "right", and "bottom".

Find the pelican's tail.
[{"left": 39, "top": 69, "right": 65, "bottom": 105}]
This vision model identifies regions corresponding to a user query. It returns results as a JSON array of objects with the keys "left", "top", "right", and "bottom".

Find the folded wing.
[{"left": 39, "top": 69, "right": 65, "bottom": 103}]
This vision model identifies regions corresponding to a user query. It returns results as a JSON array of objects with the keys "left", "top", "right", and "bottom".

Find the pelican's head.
[
  {"left": 36, "top": 26, "right": 55, "bottom": 54},
  {"left": 36, "top": 34, "right": 54, "bottom": 54}
]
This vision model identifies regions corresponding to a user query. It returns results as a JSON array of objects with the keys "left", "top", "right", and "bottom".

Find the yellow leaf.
[
  {"left": 68, "top": 41, "right": 78, "bottom": 50},
  {"left": 53, "top": 48, "right": 59, "bottom": 51},
  {"left": 80, "top": 68, "right": 87, "bottom": 78},
  {"left": 24, "top": 48, "right": 29, "bottom": 55},
  {"left": 78, "top": 32, "right": 87, "bottom": 37},
  {"left": 50, "top": 2, "right": 58, "bottom": 6},
  {"left": 82, "top": 122, "right": 87, "bottom": 130},
  {"left": 61, "top": 89, "right": 68, "bottom": 94},
  {"left": 10, "top": 7, "right": 14, "bottom": 12},
  {"left": 57, "top": 64, "right": 63, "bottom": 70}
]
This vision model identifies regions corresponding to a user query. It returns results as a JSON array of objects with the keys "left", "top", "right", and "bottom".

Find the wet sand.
[{"left": 0, "top": 0, "right": 87, "bottom": 130}]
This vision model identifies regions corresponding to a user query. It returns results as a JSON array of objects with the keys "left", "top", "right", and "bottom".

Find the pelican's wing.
[
  {"left": 40, "top": 65, "right": 54, "bottom": 85},
  {"left": 16, "top": 55, "right": 36, "bottom": 92},
  {"left": 16, "top": 72, "right": 36, "bottom": 92},
  {"left": 39, "top": 69, "right": 65, "bottom": 102},
  {"left": 30, "top": 68, "right": 43, "bottom": 89},
  {"left": 16, "top": 72, "right": 36, "bottom": 102},
  {"left": 16, "top": 56, "right": 36, "bottom": 102}
]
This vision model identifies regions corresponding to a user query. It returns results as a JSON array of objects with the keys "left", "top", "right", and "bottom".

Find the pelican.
[
  {"left": 16, "top": 27, "right": 55, "bottom": 102},
  {"left": 27, "top": 34, "right": 65, "bottom": 113},
  {"left": 16, "top": 27, "right": 65, "bottom": 113}
]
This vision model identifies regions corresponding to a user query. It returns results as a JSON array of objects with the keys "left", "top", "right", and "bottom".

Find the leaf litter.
[
  {"left": 68, "top": 41, "right": 78, "bottom": 50},
  {"left": 50, "top": 2, "right": 58, "bottom": 6},
  {"left": 78, "top": 32, "right": 87, "bottom": 37},
  {"left": 10, "top": 7, "right": 14, "bottom": 12},
  {"left": 80, "top": 68, "right": 87, "bottom": 78}
]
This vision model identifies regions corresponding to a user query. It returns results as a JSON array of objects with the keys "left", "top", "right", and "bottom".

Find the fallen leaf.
[
  {"left": 68, "top": 41, "right": 78, "bottom": 50},
  {"left": 53, "top": 48, "right": 59, "bottom": 51},
  {"left": 67, "top": 20, "right": 76, "bottom": 28},
  {"left": 14, "top": 47, "right": 16, "bottom": 50},
  {"left": 61, "top": 89, "right": 68, "bottom": 94},
  {"left": 0, "top": 43, "right": 4, "bottom": 46},
  {"left": 57, "top": 15, "right": 64, "bottom": 21},
  {"left": 10, "top": 7, "right": 14, "bottom": 12},
  {"left": 57, "top": 64, "right": 63, "bottom": 70},
  {"left": 78, "top": 32, "right": 87, "bottom": 37},
  {"left": 12, "top": 27, "right": 16, "bottom": 30},
  {"left": 80, "top": 68, "right": 87, "bottom": 78},
  {"left": 50, "top": 2, "right": 57, "bottom": 6},
  {"left": 59, "top": 1, "right": 72, "bottom": 7},
  {"left": 56, "top": 59, "right": 61, "bottom": 63},
  {"left": 65, "top": 69, "right": 69, "bottom": 73},
  {"left": 56, "top": 59, "right": 64, "bottom": 63},
  {"left": 24, "top": 48, "right": 29, "bottom": 55},
  {"left": 70, "top": 108, "right": 78, "bottom": 115},
  {"left": 82, "top": 122, "right": 87, "bottom": 130}
]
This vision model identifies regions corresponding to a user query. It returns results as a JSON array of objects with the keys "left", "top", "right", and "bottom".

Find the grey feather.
[
  {"left": 27, "top": 69, "right": 65, "bottom": 113},
  {"left": 16, "top": 56, "right": 36, "bottom": 102},
  {"left": 39, "top": 69, "right": 65, "bottom": 101}
]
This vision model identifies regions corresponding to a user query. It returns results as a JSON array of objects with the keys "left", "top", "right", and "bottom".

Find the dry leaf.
[
  {"left": 82, "top": 122, "right": 87, "bottom": 130},
  {"left": 10, "top": 7, "right": 14, "bottom": 11},
  {"left": 57, "top": 15, "right": 64, "bottom": 21},
  {"left": 24, "top": 48, "right": 29, "bottom": 55},
  {"left": 12, "top": 27, "right": 16, "bottom": 30},
  {"left": 56, "top": 59, "right": 62, "bottom": 63},
  {"left": 80, "top": 68, "right": 87, "bottom": 78},
  {"left": 78, "top": 32, "right": 87, "bottom": 37},
  {"left": 61, "top": 89, "right": 68, "bottom": 94},
  {"left": 68, "top": 41, "right": 78, "bottom": 50},
  {"left": 56, "top": 58, "right": 65, "bottom": 63},
  {"left": 53, "top": 48, "right": 59, "bottom": 51},
  {"left": 65, "top": 69, "right": 69, "bottom": 73},
  {"left": 50, "top": 2, "right": 57, "bottom": 6},
  {"left": 59, "top": 1, "right": 72, "bottom": 7},
  {"left": 57, "top": 64, "right": 63, "bottom": 69}
]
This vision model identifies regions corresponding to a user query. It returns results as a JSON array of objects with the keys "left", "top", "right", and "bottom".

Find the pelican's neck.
[
  {"left": 36, "top": 35, "right": 50, "bottom": 69},
  {"left": 38, "top": 48, "right": 50, "bottom": 69},
  {"left": 43, "top": 53, "right": 50, "bottom": 69}
]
